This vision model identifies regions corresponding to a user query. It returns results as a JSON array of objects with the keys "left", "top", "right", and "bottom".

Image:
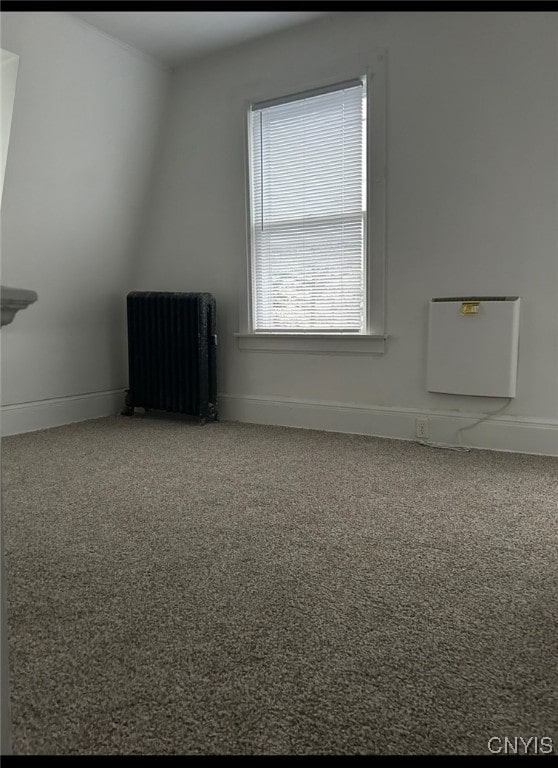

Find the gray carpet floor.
[{"left": 2, "top": 415, "right": 557, "bottom": 755}]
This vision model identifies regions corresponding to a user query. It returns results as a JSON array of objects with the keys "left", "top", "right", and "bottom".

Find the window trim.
[{"left": 238, "top": 52, "right": 387, "bottom": 354}]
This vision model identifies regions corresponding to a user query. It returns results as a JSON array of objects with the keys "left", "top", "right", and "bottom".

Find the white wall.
[
  {"left": 0, "top": 12, "right": 170, "bottom": 431},
  {"left": 134, "top": 11, "right": 558, "bottom": 454}
]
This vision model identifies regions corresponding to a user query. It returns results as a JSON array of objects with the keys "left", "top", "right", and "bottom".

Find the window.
[
  {"left": 239, "top": 57, "right": 386, "bottom": 354},
  {"left": 249, "top": 79, "right": 366, "bottom": 333}
]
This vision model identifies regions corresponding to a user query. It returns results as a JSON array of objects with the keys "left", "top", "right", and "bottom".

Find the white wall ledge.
[
  {"left": 235, "top": 333, "right": 387, "bottom": 354},
  {"left": 0, "top": 286, "right": 38, "bottom": 327}
]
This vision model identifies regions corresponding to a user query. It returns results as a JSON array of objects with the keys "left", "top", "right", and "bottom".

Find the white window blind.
[{"left": 249, "top": 79, "right": 367, "bottom": 333}]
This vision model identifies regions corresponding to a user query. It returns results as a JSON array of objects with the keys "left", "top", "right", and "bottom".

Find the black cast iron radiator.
[{"left": 122, "top": 291, "right": 218, "bottom": 422}]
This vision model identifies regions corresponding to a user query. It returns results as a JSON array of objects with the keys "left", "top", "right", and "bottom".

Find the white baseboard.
[
  {"left": 3, "top": 390, "right": 556, "bottom": 457},
  {"left": 1, "top": 390, "right": 124, "bottom": 436},
  {"left": 218, "top": 394, "right": 558, "bottom": 457}
]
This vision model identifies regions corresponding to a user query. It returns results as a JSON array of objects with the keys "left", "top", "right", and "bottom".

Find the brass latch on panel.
[{"left": 460, "top": 301, "right": 480, "bottom": 315}]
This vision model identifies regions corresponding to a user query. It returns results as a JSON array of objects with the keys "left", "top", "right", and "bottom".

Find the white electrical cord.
[
  {"left": 456, "top": 397, "right": 513, "bottom": 449},
  {"left": 416, "top": 438, "right": 470, "bottom": 452},
  {"left": 417, "top": 397, "right": 513, "bottom": 453}
]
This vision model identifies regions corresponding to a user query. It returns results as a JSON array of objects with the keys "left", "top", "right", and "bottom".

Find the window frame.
[{"left": 237, "top": 53, "right": 387, "bottom": 355}]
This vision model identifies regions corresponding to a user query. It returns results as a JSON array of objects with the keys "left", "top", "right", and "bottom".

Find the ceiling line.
[{"left": 63, "top": 11, "right": 173, "bottom": 73}]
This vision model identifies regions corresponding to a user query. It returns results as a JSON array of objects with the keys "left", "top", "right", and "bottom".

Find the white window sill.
[{"left": 235, "top": 332, "right": 387, "bottom": 354}]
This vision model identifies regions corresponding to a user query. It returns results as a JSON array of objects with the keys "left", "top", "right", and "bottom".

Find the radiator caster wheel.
[{"left": 208, "top": 403, "right": 218, "bottom": 421}]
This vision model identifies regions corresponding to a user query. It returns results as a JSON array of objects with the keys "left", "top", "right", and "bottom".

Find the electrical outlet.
[{"left": 416, "top": 417, "right": 429, "bottom": 439}]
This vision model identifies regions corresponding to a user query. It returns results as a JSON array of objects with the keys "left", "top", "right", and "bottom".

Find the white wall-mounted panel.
[{"left": 427, "top": 297, "right": 521, "bottom": 398}]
